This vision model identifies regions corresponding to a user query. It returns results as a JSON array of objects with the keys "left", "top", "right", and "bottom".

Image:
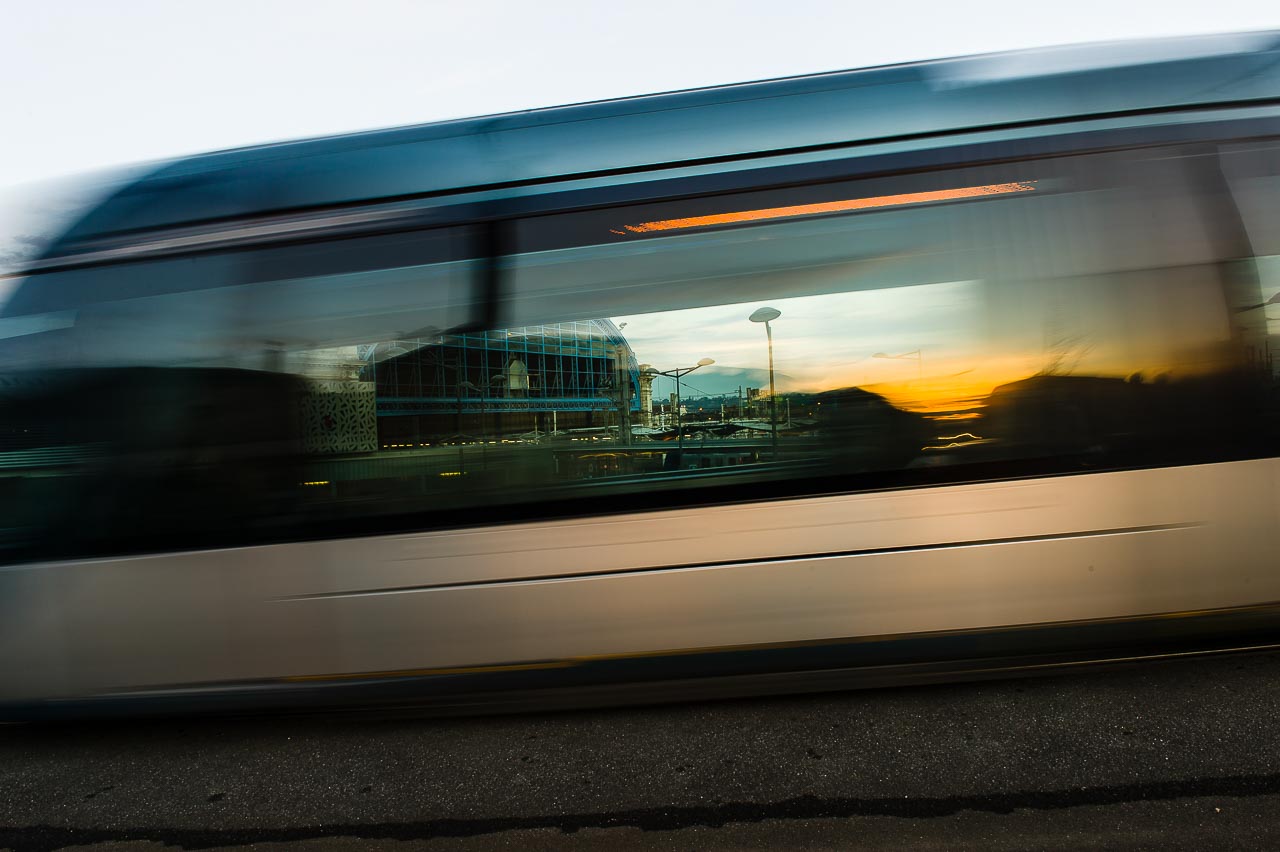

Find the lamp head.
[
  {"left": 696, "top": 357, "right": 715, "bottom": 367},
  {"left": 749, "top": 307, "right": 781, "bottom": 323}
]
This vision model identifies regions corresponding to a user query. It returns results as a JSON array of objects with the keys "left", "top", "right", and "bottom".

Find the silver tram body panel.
[{"left": 2, "top": 459, "right": 1277, "bottom": 707}]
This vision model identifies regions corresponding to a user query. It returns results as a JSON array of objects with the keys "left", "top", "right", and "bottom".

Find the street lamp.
[
  {"left": 655, "top": 357, "right": 715, "bottom": 453},
  {"left": 461, "top": 376, "right": 504, "bottom": 463},
  {"left": 749, "top": 307, "right": 781, "bottom": 459},
  {"left": 873, "top": 349, "right": 922, "bottom": 379}
]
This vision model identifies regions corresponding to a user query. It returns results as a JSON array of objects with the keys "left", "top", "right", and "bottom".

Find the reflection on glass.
[{"left": 2, "top": 143, "right": 1277, "bottom": 563}]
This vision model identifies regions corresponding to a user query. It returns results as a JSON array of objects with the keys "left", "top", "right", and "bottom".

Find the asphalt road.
[{"left": 5, "top": 652, "right": 1280, "bottom": 851}]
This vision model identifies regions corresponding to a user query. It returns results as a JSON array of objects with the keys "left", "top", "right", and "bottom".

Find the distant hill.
[{"left": 648, "top": 366, "right": 797, "bottom": 401}]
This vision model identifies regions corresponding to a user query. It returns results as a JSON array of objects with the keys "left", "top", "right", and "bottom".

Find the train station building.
[{"left": 297, "top": 320, "right": 641, "bottom": 454}]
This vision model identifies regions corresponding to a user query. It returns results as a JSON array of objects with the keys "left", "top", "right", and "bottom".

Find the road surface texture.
[{"left": 4, "top": 651, "right": 1280, "bottom": 850}]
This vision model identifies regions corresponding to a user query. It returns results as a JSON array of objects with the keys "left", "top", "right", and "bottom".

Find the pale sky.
[
  {"left": 2, "top": 1, "right": 1277, "bottom": 224},
  {"left": 619, "top": 281, "right": 983, "bottom": 395}
]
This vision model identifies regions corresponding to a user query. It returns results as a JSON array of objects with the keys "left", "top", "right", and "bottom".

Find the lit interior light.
[{"left": 613, "top": 181, "right": 1038, "bottom": 234}]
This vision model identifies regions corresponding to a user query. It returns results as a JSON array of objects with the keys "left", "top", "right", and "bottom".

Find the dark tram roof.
[{"left": 41, "top": 31, "right": 1280, "bottom": 250}]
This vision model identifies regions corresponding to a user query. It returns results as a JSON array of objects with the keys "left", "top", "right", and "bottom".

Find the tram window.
[
  {"left": 2, "top": 143, "right": 1278, "bottom": 563},
  {"left": 498, "top": 143, "right": 1271, "bottom": 488},
  {"left": 283, "top": 143, "right": 1272, "bottom": 533},
  {"left": 0, "top": 226, "right": 480, "bottom": 561}
]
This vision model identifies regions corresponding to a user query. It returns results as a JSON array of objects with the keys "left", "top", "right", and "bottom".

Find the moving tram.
[{"left": 2, "top": 32, "right": 1280, "bottom": 718}]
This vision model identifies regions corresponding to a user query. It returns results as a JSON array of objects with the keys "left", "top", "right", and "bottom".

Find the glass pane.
[
  {"left": 490, "top": 144, "right": 1272, "bottom": 500},
  {"left": 4, "top": 141, "right": 1278, "bottom": 565},
  {"left": 0, "top": 227, "right": 478, "bottom": 562}
]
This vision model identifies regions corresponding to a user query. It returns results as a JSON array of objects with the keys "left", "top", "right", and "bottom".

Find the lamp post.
[
  {"left": 873, "top": 349, "right": 923, "bottom": 379},
  {"left": 614, "top": 344, "right": 635, "bottom": 446},
  {"left": 461, "top": 377, "right": 503, "bottom": 466},
  {"left": 656, "top": 358, "right": 714, "bottom": 452},
  {"left": 434, "top": 358, "right": 470, "bottom": 440},
  {"left": 749, "top": 307, "right": 781, "bottom": 460}
]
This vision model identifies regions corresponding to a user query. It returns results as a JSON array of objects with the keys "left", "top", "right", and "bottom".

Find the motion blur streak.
[
  {"left": 1, "top": 32, "right": 1279, "bottom": 719},
  {"left": 614, "top": 181, "right": 1039, "bottom": 233}
]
